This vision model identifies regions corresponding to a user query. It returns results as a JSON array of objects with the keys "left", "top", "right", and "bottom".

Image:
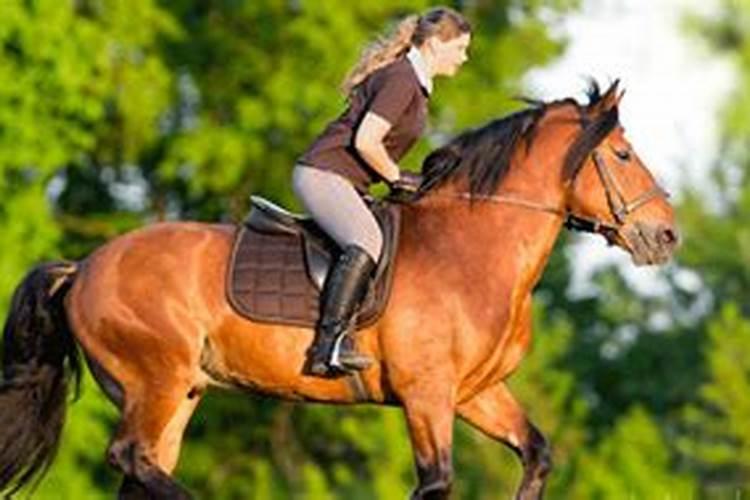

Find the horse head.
[{"left": 562, "top": 80, "right": 679, "bottom": 265}]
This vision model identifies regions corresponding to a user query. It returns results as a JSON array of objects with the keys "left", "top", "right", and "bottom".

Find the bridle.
[
  {"left": 564, "top": 149, "right": 667, "bottom": 237},
  {"left": 448, "top": 145, "right": 668, "bottom": 241}
]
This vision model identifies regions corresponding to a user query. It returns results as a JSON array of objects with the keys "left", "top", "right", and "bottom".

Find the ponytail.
[{"left": 340, "top": 15, "right": 418, "bottom": 95}]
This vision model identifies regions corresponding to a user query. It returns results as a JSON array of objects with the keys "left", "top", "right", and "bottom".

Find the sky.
[{"left": 526, "top": 0, "right": 735, "bottom": 296}]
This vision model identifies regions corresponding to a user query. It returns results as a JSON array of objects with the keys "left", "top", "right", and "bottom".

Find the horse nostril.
[{"left": 658, "top": 226, "right": 679, "bottom": 247}]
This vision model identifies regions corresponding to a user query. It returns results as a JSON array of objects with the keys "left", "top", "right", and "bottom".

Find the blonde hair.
[{"left": 341, "top": 7, "right": 471, "bottom": 95}]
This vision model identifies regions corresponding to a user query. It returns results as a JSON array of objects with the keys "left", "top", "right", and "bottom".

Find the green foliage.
[
  {"left": 677, "top": 2, "right": 750, "bottom": 308},
  {"left": 678, "top": 304, "right": 750, "bottom": 496},
  {"left": 568, "top": 406, "right": 696, "bottom": 499},
  {"left": 0, "top": 0, "right": 180, "bottom": 309},
  {"left": 176, "top": 398, "right": 414, "bottom": 499},
  {"left": 661, "top": 1, "right": 750, "bottom": 496}
]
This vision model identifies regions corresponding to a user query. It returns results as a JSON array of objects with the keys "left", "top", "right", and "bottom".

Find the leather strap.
[{"left": 443, "top": 145, "right": 668, "bottom": 239}]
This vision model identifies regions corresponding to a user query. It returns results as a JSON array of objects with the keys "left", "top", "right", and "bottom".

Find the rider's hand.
[{"left": 390, "top": 171, "right": 423, "bottom": 194}]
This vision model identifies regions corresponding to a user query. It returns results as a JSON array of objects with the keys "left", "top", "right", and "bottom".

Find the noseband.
[{"left": 452, "top": 146, "right": 668, "bottom": 240}]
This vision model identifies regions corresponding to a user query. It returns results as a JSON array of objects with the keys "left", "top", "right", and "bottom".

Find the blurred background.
[{"left": 1, "top": 0, "right": 749, "bottom": 498}]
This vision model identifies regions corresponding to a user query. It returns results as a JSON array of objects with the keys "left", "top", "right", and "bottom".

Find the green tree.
[
  {"left": 678, "top": 304, "right": 750, "bottom": 496},
  {"left": 658, "top": 0, "right": 750, "bottom": 495},
  {"left": 569, "top": 406, "right": 696, "bottom": 499}
]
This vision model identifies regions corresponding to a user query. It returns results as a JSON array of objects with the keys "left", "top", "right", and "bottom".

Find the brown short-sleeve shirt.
[{"left": 298, "top": 57, "right": 429, "bottom": 192}]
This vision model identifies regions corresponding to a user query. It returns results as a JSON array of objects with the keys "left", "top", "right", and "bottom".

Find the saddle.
[{"left": 226, "top": 195, "right": 402, "bottom": 329}]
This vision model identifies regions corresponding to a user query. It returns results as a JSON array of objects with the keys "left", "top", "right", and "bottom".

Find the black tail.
[{"left": 0, "top": 261, "right": 82, "bottom": 497}]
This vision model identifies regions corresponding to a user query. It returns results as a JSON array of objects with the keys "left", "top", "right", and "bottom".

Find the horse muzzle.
[{"left": 620, "top": 221, "right": 680, "bottom": 266}]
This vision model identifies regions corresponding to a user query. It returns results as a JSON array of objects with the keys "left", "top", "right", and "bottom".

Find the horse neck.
[{"left": 404, "top": 147, "right": 569, "bottom": 310}]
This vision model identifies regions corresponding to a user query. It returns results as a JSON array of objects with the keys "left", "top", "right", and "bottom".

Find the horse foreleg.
[
  {"left": 457, "top": 382, "right": 551, "bottom": 500},
  {"left": 401, "top": 392, "right": 456, "bottom": 500}
]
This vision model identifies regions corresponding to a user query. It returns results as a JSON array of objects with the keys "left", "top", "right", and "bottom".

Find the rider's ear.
[{"left": 423, "top": 35, "right": 439, "bottom": 54}]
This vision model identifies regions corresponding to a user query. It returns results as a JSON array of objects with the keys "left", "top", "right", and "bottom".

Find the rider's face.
[{"left": 426, "top": 33, "right": 471, "bottom": 77}]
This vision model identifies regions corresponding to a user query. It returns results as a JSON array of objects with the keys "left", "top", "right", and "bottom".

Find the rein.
[
  {"left": 444, "top": 147, "right": 668, "bottom": 239},
  {"left": 451, "top": 192, "right": 564, "bottom": 216}
]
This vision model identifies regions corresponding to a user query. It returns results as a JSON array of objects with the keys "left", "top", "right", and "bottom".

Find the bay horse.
[{"left": 0, "top": 81, "right": 678, "bottom": 499}]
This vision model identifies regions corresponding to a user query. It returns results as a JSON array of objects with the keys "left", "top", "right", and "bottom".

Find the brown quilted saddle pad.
[{"left": 226, "top": 195, "right": 402, "bottom": 329}]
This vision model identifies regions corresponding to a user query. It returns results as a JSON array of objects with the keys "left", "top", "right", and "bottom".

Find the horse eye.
[{"left": 613, "top": 148, "right": 631, "bottom": 162}]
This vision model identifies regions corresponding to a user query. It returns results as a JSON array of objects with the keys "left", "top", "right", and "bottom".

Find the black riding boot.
[{"left": 309, "top": 245, "right": 376, "bottom": 375}]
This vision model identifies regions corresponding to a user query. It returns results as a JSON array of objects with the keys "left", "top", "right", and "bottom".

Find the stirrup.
[{"left": 329, "top": 334, "right": 372, "bottom": 372}]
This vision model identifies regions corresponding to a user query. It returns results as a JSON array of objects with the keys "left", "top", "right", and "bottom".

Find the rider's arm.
[
  {"left": 354, "top": 112, "right": 400, "bottom": 183},
  {"left": 355, "top": 71, "right": 417, "bottom": 184}
]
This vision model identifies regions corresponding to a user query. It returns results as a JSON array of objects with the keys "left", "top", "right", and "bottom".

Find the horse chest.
[{"left": 455, "top": 291, "right": 534, "bottom": 397}]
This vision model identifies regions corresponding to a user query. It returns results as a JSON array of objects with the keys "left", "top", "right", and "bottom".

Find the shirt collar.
[{"left": 406, "top": 46, "right": 433, "bottom": 95}]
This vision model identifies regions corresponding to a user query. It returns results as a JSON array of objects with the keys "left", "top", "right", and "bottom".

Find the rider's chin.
[{"left": 623, "top": 221, "right": 679, "bottom": 266}]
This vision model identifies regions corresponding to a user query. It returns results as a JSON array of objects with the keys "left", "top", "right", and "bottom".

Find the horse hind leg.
[{"left": 108, "top": 378, "right": 203, "bottom": 500}]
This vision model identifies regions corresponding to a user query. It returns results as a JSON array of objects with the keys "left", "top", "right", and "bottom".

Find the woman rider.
[{"left": 293, "top": 7, "right": 472, "bottom": 376}]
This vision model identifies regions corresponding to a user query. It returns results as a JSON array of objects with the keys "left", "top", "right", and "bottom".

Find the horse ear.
[
  {"left": 587, "top": 79, "right": 622, "bottom": 117},
  {"left": 616, "top": 88, "right": 626, "bottom": 105}
]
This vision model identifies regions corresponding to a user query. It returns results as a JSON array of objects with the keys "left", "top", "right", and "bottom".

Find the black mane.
[{"left": 418, "top": 80, "right": 620, "bottom": 198}]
